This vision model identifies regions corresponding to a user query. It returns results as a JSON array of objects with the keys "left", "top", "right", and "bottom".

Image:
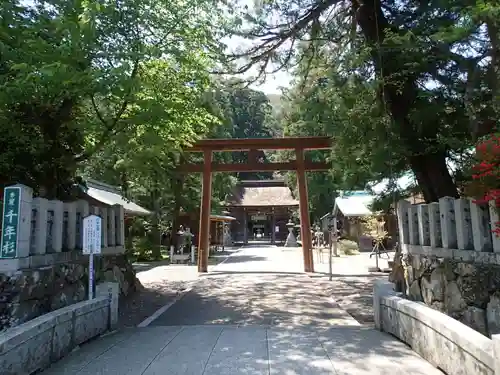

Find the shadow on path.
[
  {"left": 220, "top": 254, "right": 269, "bottom": 264},
  {"left": 150, "top": 274, "right": 355, "bottom": 328}
]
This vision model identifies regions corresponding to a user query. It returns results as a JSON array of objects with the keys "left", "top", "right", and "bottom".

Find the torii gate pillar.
[
  {"left": 197, "top": 150, "right": 212, "bottom": 272},
  {"left": 296, "top": 148, "right": 314, "bottom": 273}
]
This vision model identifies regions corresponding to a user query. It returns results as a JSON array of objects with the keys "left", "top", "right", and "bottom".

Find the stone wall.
[
  {"left": 404, "top": 246, "right": 500, "bottom": 337},
  {"left": 374, "top": 279, "right": 497, "bottom": 375},
  {"left": 0, "top": 252, "right": 140, "bottom": 331},
  {"left": 396, "top": 196, "right": 500, "bottom": 338},
  {"left": 0, "top": 282, "right": 119, "bottom": 375}
]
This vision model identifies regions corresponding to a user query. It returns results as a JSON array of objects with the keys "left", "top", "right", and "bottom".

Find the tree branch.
[
  {"left": 75, "top": 58, "right": 140, "bottom": 162},
  {"left": 217, "top": 0, "right": 341, "bottom": 82}
]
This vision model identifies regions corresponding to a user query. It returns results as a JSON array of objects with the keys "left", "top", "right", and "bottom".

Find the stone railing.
[
  {"left": 0, "top": 282, "right": 119, "bottom": 375},
  {"left": 0, "top": 183, "right": 126, "bottom": 272},
  {"left": 374, "top": 280, "right": 499, "bottom": 375},
  {"left": 397, "top": 198, "right": 500, "bottom": 337},
  {"left": 397, "top": 197, "right": 500, "bottom": 256},
  {"left": 0, "top": 184, "right": 138, "bottom": 333}
]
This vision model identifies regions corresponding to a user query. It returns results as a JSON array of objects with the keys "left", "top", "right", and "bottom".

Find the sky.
[{"left": 250, "top": 70, "right": 291, "bottom": 95}]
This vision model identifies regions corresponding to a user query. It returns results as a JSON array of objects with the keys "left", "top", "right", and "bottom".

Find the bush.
[
  {"left": 338, "top": 239, "right": 360, "bottom": 255},
  {"left": 468, "top": 133, "right": 500, "bottom": 237}
]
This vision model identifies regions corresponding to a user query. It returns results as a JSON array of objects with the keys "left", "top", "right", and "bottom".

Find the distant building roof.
[
  {"left": 210, "top": 214, "right": 236, "bottom": 222},
  {"left": 339, "top": 190, "right": 373, "bottom": 197},
  {"left": 238, "top": 179, "right": 287, "bottom": 187},
  {"left": 227, "top": 180, "right": 299, "bottom": 207},
  {"left": 334, "top": 192, "right": 375, "bottom": 217},
  {"left": 83, "top": 179, "right": 151, "bottom": 216}
]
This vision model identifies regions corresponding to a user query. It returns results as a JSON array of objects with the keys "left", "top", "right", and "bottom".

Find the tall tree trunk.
[
  {"left": 353, "top": 0, "right": 458, "bottom": 202},
  {"left": 171, "top": 173, "right": 185, "bottom": 251},
  {"left": 410, "top": 152, "right": 458, "bottom": 202},
  {"left": 149, "top": 190, "right": 162, "bottom": 260}
]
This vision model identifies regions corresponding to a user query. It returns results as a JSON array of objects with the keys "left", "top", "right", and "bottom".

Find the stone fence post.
[
  {"left": 1, "top": 182, "right": 127, "bottom": 272},
  {"left": 493, "top": 334, "right": 500, "bottom": 374},
  {"left": 396, "top": 197, "right": 499, "bottom": 253},
  {"left": 96, "top": 281, "right": 119, "bottom": 330},
  {"left": 373, "top": 279, "right": 399, "bottom": 331}
]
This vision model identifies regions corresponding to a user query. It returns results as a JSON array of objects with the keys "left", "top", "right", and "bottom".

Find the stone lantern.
[
  {"left": 222, "top": 210, "right": 233, "bottom": 247},
  {"left": 313, "top": 224, "right": 323, "bottom": 248},
  {"left": 284, "top": 220, "right": 297, "bottom": 247}
]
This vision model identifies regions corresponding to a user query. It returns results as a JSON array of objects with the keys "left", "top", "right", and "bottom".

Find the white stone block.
[
  {"left": 373, "top": 279, "right": 397, "bottom": 331},
  {"left": 101, "top": 207, "right": 108, "bottom": 248},
  {"left": 492, "top": 334, "right": 500, "bottom": 375},
  {"left": 396, "top": 200, "right": 411, "bottom": 245},
  {"left": 454, "top": 198, "right": 473, "bottom": 250},
  {"left": 428, "top": 202, "right": 442, "bottom": 248},
  {"left": 32, "top": 197, "right": 48, "bottom": 255},
  {"left": 489, "top": 201, "right": 500, "bottom": 253},
  {"left": 417, "top": 204, "right": 430, "bottom": 246},
  {"left": 96, "top": 281, "right": 119, "bottom": 330},
  {"left": 470, "top": 198, "right": 493, "bottom": 252},
  {"left": 48, "top": 200, "right": 64, "bottom": 253},
  {"left": 64, "top": 202, "right": 77, "bottom": 250},
  {"left": 108, "top": 206, "right": 116, "bottom": 247},
  {"left": 77, "top": 200, "right": 89, "bottom": 249},
  {"left": 439, "top": 196, "right": 457, "bottom": 249},
  {"left": 114, "top": 205, "right": 125, "bottom": 247},
  {"left": 408, "top": 205, "right": 419, "bottom": 245}
]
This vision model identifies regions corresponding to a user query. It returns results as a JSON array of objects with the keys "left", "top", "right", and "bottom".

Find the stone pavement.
[{"left": 42, "top": 246, "right": 444, "bottom": 375}]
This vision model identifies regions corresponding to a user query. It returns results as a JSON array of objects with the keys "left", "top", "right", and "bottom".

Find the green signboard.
[{"left": 1, "top": 187, "right": 21, "bottom": 258}]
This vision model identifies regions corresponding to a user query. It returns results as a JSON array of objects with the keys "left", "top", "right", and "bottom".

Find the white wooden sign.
[
  {"left": 83, "top": 214, "right": 102, "bottom": 255},
  {"left": 82, "top": 214, "right": 102, "bottom": 300}
]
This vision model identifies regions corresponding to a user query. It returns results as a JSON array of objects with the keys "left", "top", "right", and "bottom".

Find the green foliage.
[
  {"left": 338, "top": 240, "right": 360, "bottom": 256},
  {"left": 0, "top": 0, "right": 225, "bottom": 198},
  {"left": 208, "top": 82, "right": 278, "bottom": 180},
  {"left": 222, "top": 0, "right": 500, "bottom": 202}
]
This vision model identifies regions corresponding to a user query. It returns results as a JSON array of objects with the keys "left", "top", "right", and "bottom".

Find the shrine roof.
[
  {"left": 334, "top": 192, "right": 375, "bottom": 217},
  {"left": 83, "top": 179, "right": 151, "bottom": 216},
  {"left": 227, "top": 180, "right": 299, "bottom": 207}
]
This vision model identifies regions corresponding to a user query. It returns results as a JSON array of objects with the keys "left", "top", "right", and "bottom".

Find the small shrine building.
[{"left": 225, "top": 180, "right": 298, "bottom": 244}]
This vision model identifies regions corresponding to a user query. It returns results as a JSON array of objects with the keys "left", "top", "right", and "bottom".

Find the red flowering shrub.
[{"left": 470, "top": 133, "right": 500, "bottom": 237}]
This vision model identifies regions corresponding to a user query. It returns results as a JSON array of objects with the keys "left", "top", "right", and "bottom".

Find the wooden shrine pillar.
[
  {"left": 197, "top": 150, "right": 212, "bottom": 272},
  {"left": 243, "top": 208, "right": 248, "bottom": 244},
  {"left": 296, "top": 148, "right": 314, "bottom": 273},
  {"left": 271, "top": 209, "right": 276, "bottom": 244}
]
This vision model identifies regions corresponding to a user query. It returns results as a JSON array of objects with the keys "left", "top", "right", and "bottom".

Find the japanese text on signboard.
[
  {"left": 1, "top": 187, "right": 21, "bottom": 258},
  {"left": 83, "top": 215, "right": 102, "bottom": 255}
]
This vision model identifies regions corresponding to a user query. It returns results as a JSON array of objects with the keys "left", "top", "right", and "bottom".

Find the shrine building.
[{"left": 225, "top": 180, "right": 298, "bottom": 245}]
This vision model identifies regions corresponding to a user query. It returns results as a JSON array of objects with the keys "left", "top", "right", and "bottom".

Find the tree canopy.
[
  {"left": 0, "top": 0, "right": 225, "bottom": 197},
  {"left": 1, "top": 0, "right": 499, "bottom": 245},
  {"left": 222, "top": 0, "right": 500, "bottom": 203}
]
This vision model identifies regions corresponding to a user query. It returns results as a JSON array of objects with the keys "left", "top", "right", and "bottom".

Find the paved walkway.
[{"left": 43, "top": 246, "right": 443, "bottom": 375}]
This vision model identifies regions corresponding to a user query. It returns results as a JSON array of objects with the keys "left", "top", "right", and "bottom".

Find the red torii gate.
[{"left": 181, "top": 136, "right": 332, "bottom": 273}]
